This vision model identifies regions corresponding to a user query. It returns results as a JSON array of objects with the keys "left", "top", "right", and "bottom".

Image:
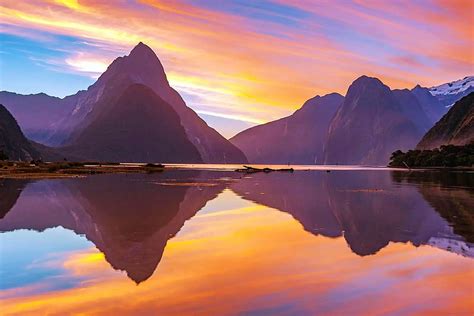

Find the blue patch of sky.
[
  {"left": 0, "top": 33, "right": 95, "bottom": 97},
  {"left": 0, "top": 227, "right": 92, "bottom": 291},
  {"left": 199, "top": 113, "right": 255, "bottom": 138},
  {"left": 191, "top": 0, "right": 311, "bottom": 39}
]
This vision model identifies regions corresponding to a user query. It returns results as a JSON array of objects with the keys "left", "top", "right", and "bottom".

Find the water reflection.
[
  {"left": 0, "top": 171, "right": 232, "bottom": 283},
  {"left": 0, "top": 170, "right": 473, "bottom": 284},
  {"left": 1, "top": 170, "right": 474, "bottom": 315},
  {"left": 0, "top": 179, "right": 28, "bottom": 219},
  {"left": 231, "top": 171, "right": 474, "bottom": 257},
  {"left": 391, "top": 171, "right": 474, "bottom": 243}
]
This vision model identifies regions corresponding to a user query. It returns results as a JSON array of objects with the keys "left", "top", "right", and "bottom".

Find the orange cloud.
[{"left": 0, "top": 0, "right": 472, "bottom": 128}]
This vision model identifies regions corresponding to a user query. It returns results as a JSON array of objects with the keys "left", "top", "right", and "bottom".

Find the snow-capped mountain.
[{"left": 429, "top": 76, "right": 474, "bottom": 107}]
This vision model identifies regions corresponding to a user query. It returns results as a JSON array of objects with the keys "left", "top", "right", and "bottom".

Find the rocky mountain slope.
[
  {"left": 0, "top": 104, "right": 41, "bottom": 161},
  {"left": 411, "top": 85, "right": 448, "bottom": 124},
  {"left": 417, "top": 92, "right": 474, "bottom": 150},
  {"left": 323, "top": 76, "right": 425, "bottom": 165},
  {"left": 65, "top": 84, "right": 203, "bottom": 163},
  {"left": 230, "top": 93, "right": 344, "bottom": 164}
]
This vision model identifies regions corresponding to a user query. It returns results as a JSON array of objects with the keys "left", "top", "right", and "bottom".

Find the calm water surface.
[{"left": 0, "top": 169, "right": 473, "bottom": 315}]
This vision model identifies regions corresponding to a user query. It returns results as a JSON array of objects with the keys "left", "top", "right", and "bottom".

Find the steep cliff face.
[
  {"left": 0, "top": 104, "right": 40, "bottom": 161},
  {"left": 411, "top": 85, "right": 447, "bottom": 124},
  {"left": 392, "top": 88, "right": 432, "bottom": 132},
  {"left": 417, "top": 92, "right": 474, "bottom": 150},
  {"left": 231, "top": 93, "right": 343, "bottom": 164},
  {"left": 323, "top": 76, "right": 424, "bottom": 165},
  {"left": 65, "top": 84, "right": 203, "bottom": 163}
]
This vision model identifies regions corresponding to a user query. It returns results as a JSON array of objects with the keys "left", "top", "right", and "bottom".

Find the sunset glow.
[
  {"left": 2, "top": 192, "right": 473, "bottom": 315},
  {"left": 1, "top": 0, "right": 472, "bottom": 136}
]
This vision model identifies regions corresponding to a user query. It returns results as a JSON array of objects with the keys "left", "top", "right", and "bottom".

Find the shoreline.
[{"left": 1, "top": 161, "right": 473, "bottom": 180}]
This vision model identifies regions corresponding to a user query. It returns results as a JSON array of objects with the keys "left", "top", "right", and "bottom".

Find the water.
[{"left": 0, "top": 169, "right": 473, "bottom": 315}]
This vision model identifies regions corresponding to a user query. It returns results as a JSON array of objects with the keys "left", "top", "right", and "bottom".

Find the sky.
[{"left": 0, "top": 0, "right": 473, "bottom": 137}]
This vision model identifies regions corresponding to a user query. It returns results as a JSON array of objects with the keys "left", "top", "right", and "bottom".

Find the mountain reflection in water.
[
  {"left": 231, "top": 171, "right": 474, "bottom": 257},
  {"left": 1, "top": 170, "right": 472, "bottom": 286}
]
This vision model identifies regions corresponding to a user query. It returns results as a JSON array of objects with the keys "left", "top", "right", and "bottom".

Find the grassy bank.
[{"left": 0, "top": 161, "right": 165, "bottom": 179}]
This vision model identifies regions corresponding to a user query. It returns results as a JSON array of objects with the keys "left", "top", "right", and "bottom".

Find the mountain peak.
[
  {"left": 345, "top": 75, "right": 389, "bottom": 98},
  {"left": 129, "top": 42, "right": 157, "bottom": 59},
  {"left": 352, "top": 75, "right": 384, "bottom": 87}
]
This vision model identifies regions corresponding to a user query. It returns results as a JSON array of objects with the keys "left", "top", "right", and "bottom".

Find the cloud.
[
  {"left": 64, "top": 52, "right": 110, "bottom": 78},
  {"left": 0, "top": 0, "right": 472, "bottom": 133}
]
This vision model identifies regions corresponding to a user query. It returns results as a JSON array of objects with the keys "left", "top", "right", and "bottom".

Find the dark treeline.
[
  {"left": 0, "top": 150, "right": 7, "bottom": 161},
  {"left": 389, "top": 142, "right": 474, "bottom": 168}
]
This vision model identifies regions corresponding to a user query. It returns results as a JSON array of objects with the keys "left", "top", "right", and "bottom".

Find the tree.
[{"left": 389, "top": 142, "right": 474, "bottom": 168}]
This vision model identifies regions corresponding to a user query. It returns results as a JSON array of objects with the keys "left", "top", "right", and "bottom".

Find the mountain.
[
  {"left": 429, "top": 76, "right": 474, "bottom": 108},
  {"left": 411, "top": 85, "right": 448, "bottom": 124},
  {"left": 392, "top": 88, "right": 432, "bottom": 132},
  {"left": 64, "top": 84, "right": 202, "bottom": 163},
  {"left": 230, "top": 93, "right": 344, "bottom": 164},
  {"left": 0, "top": 104, "right": 41, "bottom": 161},
  {"left": 0, "top": 91, "right": 76, "bottom": 145},
  {"left": 49, "top": 42, "right": 246, "bottom": 163},
  {"left": 324, "top": 76, "right": 425, "bottom": 165},
  {"left": 416, "top": 92, "right": 474, "bottom": 150}
]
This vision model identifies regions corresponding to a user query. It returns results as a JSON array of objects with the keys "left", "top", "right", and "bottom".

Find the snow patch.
[
  {"left": 428, "top": 236, "right": 474, "bottom": 258},
  {"left": 429, "top": 76, "right": 474, "bottom": 97}
]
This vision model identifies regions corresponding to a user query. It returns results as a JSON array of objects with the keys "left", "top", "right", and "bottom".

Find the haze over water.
[{"left": 0, "top": 169, "right": 473, "bottom": 315}]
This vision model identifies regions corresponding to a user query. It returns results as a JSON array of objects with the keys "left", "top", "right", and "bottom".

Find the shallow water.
[{"left": 0, "top": 169, "right": 473, "bottom": 315}]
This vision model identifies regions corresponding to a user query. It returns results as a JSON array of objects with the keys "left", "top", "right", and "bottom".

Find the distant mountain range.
[
  {"left": 231, "top": 75, "right": 468, "bottom": 165},
  {"left": 417, "top": 92, "right": 474, "bottom": 150},
  {"left": 0, "top": 42, "right": 471, "bottom": 164},
  {"left": 0, "top": 92, "right": 75, "bottom": 144}
]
